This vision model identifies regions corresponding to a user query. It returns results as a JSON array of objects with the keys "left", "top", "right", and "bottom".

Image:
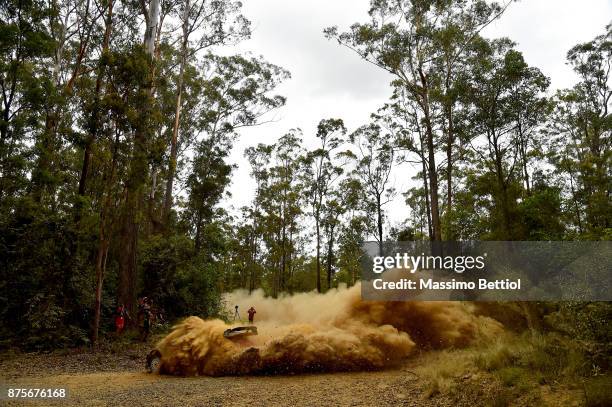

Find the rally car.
[{"left": 146, "top": 325, "right": 258, "bottom": 373}]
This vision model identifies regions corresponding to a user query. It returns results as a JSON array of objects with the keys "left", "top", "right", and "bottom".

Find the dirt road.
[
  {"left": 0, "top": 344, "right": 576, "bottom": 406},
  {"left": 3, "top": 368, "right": 443, "bottom": 407},
  {"left": 0, "top": 346, "right": 465, "bottom": 406}
]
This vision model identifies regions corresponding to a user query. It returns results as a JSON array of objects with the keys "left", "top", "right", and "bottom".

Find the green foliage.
[
  {"left": 548, "top": 24, "right": 611, "bottom": 239},
  {"left": 0, "top": 0, "right": 610, "bottom": 355},
  {"left": 517, "top": 182, "right": 565, "bottom": 240},
  {"left": 553, "top": 302, "right": 612, "bottom": 339},
  {"left": 0, "top": 197, "right": 96, "bottom": 349},
  {"left": 140, "top": 234, "right": 222, "bottom": 319},
  {"left": 0, "top": 0, "right": 289, "bottom": 348}
]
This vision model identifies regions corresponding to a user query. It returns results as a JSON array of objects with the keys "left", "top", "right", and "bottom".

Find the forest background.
[{"left": 0, "top": 0, "right": 609, "bottom": 352}]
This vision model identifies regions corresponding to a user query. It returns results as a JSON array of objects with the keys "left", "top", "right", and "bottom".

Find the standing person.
[
  {"left": 115, "top": 304, "right": 129, "bottom": 334},
  {"left": 233, "top": 305, "right": 240, "bottom": 321},
  {"left": 141, "top": 299, "right": 152, "bottom": 342},
  {"left": 247, "top": 307, "right": 256, "bottom": 324}
]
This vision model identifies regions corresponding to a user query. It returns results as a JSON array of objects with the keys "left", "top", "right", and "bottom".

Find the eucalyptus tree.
[
  {"left": 196, "top": 54, "right": 289, "bottom": 146},
  {"left": 268, "top": 131, "right": 304, "bottom": 294},
  {"left": 429, "top": 1, "right": 509, "bottom": 222},
  {"left": 302, "top": 119, "right": 346, "bottom": 292},
  {"left": 184, "top": 137, "right": 234, "bottom": 253},
  {"left": 162, "top": 0, "right": 251, "bottom": 225},
  {"left": 344, "top": 123, "right": 396, "bottom": 255},
  {"left": 462, "top": 39, "right": 549, "bottom": 239},
  {"left": 403, "top": 186, "right": 430, "bottom": 239},
  {"left": 326, "top": 0, "right": 510, "bottom": 241},
  {"left": 374, "top": 87, "right": 434, "bottom": 238},
  {"left": 508, "top": 72, "right": 552, "bottom": 197},
  {"left": 167, "top": 53, "right": 288, "bottom": 232},
  {"left": 77, "top": 0, "right": 116, "bottom": 199},
  {"left": 0, "top": 0, "right": 290, "bottom": 346},
  {"left": 322, "top": 190, "right": 346, "bottom": 289},
  {"left": 182, "top": 53, "right": 289, "bottom": 250},
  {"left": 0, "top": 0, "right": 124, "bottom": 345},
  {"left": 335, "top": 177, "right": 368, "bottom": 286},
  {"left": 244, "top": 143, "right": 274, "bottom": 292},
  {"left": 116, "top": 0, "right": 164, "bottom": 314},
  {"left": 27, "top": 0, "right": 107, "bottom": 205},
  {"left": 0, "top": 0, "right": 55, "bottom": 204},
  {"left": 245, "top": 130, "right": 304, "bottom": 296},
  {"left": 549, "top": 25, "right": 611, "bottom": 237}
]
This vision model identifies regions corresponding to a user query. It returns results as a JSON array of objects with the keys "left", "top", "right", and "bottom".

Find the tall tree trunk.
[
  {"left": 163, "top": 0, "right": 189, "bottom": 225},
  {"left": 569, "top": 172, "right": 583, "bottom": 234},
  {"left": 315, "top": 212, "right": 321, "bottom": 293},
  {"left": 288, "top": 226, "right": 294, "bottom": 287},
  {"left": 417, "top": 127, "right": 433, "bottom": 239},
  {"left": 424, "top": 112, "right": 441, "bottom": 241},
  {"left": 326, "top": 223, "right": 335, "bottom": 290},
  {"left": 281, "top": 203, "right": 287, "bottom": 291},
  {"left": 93, "top": 123, "right": 120, "bottom": 346},
  {"left": 249, "top": 231, "right": 257, "bottom": 294},
  {"left": 118, "top": 192, "right": 139, "bottom": 315},
  {"left": 445, "top": 99, "right": 454, "bottom": 239},
  {"left": 144, "top": 0, "right": 160, "bottom": 55},
  {"left": 0, "top": 106, "right": 11, "bottom": 202},
  {"left": 418, "top": 69, "right": 442, "bottom": 242},
  {"left": 377, "top": 194, "right": 383, "bottom": 255},
  {"left": 493, "top": 145, "right": 512, "bottom": 239},
  {"left": 516, "top": 120, "right": 531, "bottom": 196},
  {"left": 118, "top": 0, "right": 160, "bottom": 315},
  {"left": 92, "top": 233, "right": 109, "bottom": 347},
  {"left": 248, "top": 202, "right": 259, "bottom": 294}
]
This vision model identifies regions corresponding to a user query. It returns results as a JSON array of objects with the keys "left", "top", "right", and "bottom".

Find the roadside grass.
[
  {"left": 414, "top": 331, "right": 608, "bottom": 405},
  {"left": 415, "top": 348, "right": 479, "bottom": 396},
  {"left": 475, "top": 333, "right": 590, "bottom": 378}
]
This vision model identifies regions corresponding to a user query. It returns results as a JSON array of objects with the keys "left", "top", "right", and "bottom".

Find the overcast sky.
[{"left": 223, "top": 0, "right": 612, "bottom": 228}]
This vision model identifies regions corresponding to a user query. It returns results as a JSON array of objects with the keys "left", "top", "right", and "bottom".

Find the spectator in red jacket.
[{"left": 247, "top": 307, "right": 256, "bottom": 324}]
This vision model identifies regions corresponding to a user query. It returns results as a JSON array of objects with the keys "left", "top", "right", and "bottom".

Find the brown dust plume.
[{"left": 154, "top": 283, "right": 502, "bottom": 376}]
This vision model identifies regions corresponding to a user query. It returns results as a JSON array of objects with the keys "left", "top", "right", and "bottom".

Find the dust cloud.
[{"left": 154, "top": 284, "right": 502, "bottom": 376}]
